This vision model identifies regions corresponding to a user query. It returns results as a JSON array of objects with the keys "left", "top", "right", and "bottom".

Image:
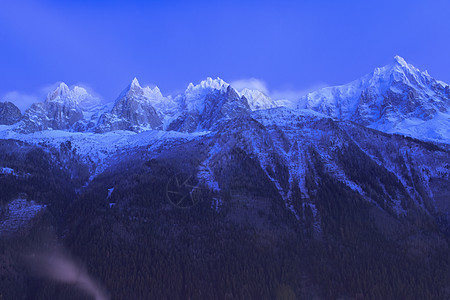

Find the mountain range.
[
  {"left": 1, "top": 56, "right": 448, "bottom": 144},
  {"left": 0, "top": 56, "right": 449, "bottom": 299},
  {"left": 1, "top": 55, "right": 449, "bottom": 224},
  {"left": 299, "top": 55, "right": 450, "bottom": 143}
]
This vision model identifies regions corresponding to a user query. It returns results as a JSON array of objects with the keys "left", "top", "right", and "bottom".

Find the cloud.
[
  {"left": 37, "top": 82, "right": 61, "bottom": 96},
  {"left": 230, "top": 78, "right": 269, "bottom": 94},
  {"left": 230, "top": 78, "right": 328, "bottom": 107},
  {"left": 2, "top": 91, "right": 39, "bottom": 112},
  {"left": 271, "top": 83, "right": 328, "bottom": 101},
  {"left": 73, "top": 82, "right": 104, "bottom": 100},
  {"left": 1, "top": 82, "right": 60, "bottom": 112}
]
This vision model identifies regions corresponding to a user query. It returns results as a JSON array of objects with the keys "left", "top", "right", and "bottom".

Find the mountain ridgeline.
[
  {"left": 0, "top": 56, "right": 449, "bottom": 144},
  {"left": 0, "top": 57, "right": 449, "bottom": 299},
  {"left": 3, "top": 77, "right": 260, "bottom": 135}
]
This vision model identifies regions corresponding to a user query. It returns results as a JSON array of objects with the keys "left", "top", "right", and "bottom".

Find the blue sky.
[{"left": 1, "top": 0, "right": 450, "bottom": 110}]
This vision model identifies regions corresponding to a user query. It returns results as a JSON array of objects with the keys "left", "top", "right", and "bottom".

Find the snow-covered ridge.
[
  {"left": 1, "top": 56, "right": 449, "bottom": 143},
  {"left": 238, "top": 88, "right": 277, "bottom": 110},
  {"left": 302, "top": 55, "right": 448, "bottom": 113},
  {"left": 186, "top": 77, "right": 230, "bottom": 95},
  {"left": 111, "top": 77, "right": 179, "bottom": 121},
  {"left": 299, "top": 55, "right": 450, "bottom": 143},
  {"left": 182, "top": 77, "right": 230, "bottom": 112},
  {"left": 0, "top": 124, "right": 210, "bottom": 178}
]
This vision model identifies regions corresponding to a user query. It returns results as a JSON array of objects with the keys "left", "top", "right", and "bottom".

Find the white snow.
[
  {"left": 143, "top": 87, "right": 180, "bottom": 127},
  {"left": 369, "top": 111, "right": 450, "bottom": 144},
  {"left": 293, "top": 55, "right": 450, "bottom": 144},
  {"left": 45, "top": 82, "right": 101, "bottom": 110},
  {"left": 0, "top": 125, "right": 209, "bottom": 178},
  {"left": 183, "top": 77, "right": 230, "bottom": 113},
  {"left": 0, "top": 167, "right": 15, "bottom": 175},
  {"left": 238, "top": 88, "right": 278, "bottom": 110},
  {"left": 130, "top": 77, "right": 140, "bottom": 88}
]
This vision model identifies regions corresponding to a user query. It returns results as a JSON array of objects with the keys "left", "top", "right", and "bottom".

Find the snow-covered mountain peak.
[
  {"left": 239, "top": 88, "right": 278, "bottom": 110},
  {"left": 186, "top": 77, "right": 229, "bottom": 95},
  {"left": 143, "top": 85, "right": 163, "bottom": 99},
  {"left": 183, "top": 77, "right": 231, "bottom": 112},
  {"left": 116, "top": 77, "right": 146, "bottom": 101},
  {"left": 45, "top": 82, "right": 100, "bottom": 110},
  {"left": 369, "top": 56, "right": 421, "bottom": 84},
  {"left": 58, "top": 81, "right": 70, "bottom": 93},
  {"left": 116, "top": 78, "right": 172, "bottom": 110},
  {"left": 301, "top": 56, "right": 450, "bottom": 143},
  {"left": 130, "top": 77, "right": 141, "bottom": 89},
  {"left": 391, "top": 56, "right": 420, "bottom": 76},
  {"left": 16, "top": 83, "right": 90, "bottom": 132},
  {"left": 46, "top": 82, "right": 71, "bottom": 102},
  {"left": 393, "top": 55, "right": 408, "bottom": 68},
  {"left": 142, "top": 85, "right": 179, "bottom": 116},
  {"left": 94, "top": 78, "right": 165, "bottom": 133}
]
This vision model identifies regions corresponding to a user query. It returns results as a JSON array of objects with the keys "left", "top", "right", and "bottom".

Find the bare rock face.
[
  {"left": 96, "top": 78, "right": 162, "bottom": 133},
  {"left": 0, "top": 101, "right": 22, "bottom": 125},
  {"left": 21, "top": 101, "right": 83, "bottom": 132}
]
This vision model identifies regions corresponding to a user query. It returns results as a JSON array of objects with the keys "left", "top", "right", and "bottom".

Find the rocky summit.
[
  {"left": 0, "top": 56, "right": 449, "bottom": 300},
  {"left": 0, "top": 101, "right": 22, "bottom": 125}
]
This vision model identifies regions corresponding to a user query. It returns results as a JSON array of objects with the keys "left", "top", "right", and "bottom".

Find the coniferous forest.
[{"left": 0, "top": 137, "right": 449, "bottom": 300}]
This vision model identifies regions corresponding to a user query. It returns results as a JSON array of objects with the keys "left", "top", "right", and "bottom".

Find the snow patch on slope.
[{"left": 369, "top": 111, "right": 450, "bottom": 144}]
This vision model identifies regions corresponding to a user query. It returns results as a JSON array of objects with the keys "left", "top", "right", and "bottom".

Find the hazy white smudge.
[{"left": 25, "top": 245, "right": 109, "bottom": 300}]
